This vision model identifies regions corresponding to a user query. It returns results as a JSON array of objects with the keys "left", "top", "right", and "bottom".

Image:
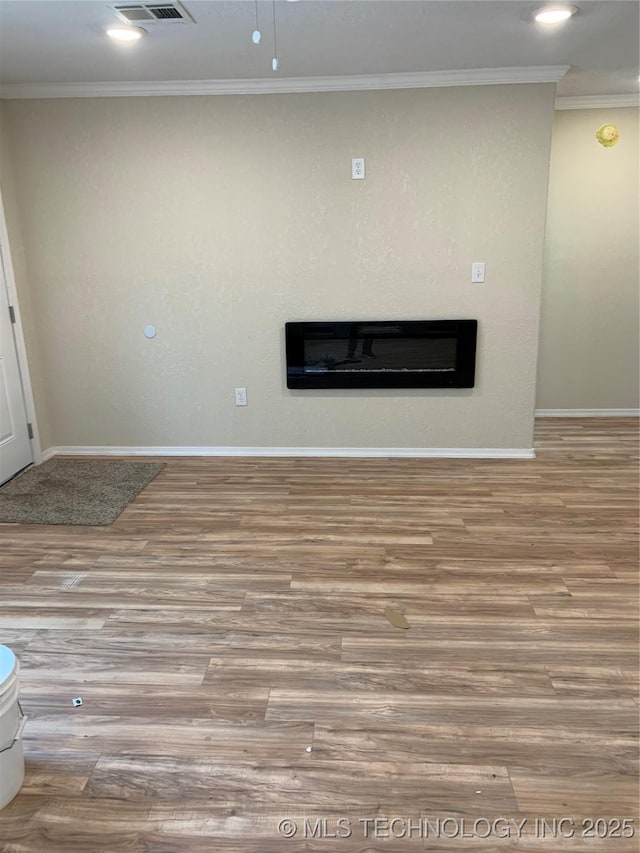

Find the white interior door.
[{"left": 0, "top": 255, "right": 32, "bottom": 484}]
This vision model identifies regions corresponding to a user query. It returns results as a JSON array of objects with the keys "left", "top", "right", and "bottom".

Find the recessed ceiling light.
[
  {"left": 534, "top": 6, "right": 577, "bottom": 24},
  {"left": 106, "top": 26, "right": 146, "bottom": 42}
]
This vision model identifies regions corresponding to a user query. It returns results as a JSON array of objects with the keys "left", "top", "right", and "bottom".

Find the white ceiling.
[{"left": 0, "top": 0, "right": 638, "bottom": 97}]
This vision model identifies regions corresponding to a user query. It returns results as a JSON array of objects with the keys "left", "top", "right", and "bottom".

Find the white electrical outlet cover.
[{"left": 351, "top": 157, "right": 365, "bottom": 179}]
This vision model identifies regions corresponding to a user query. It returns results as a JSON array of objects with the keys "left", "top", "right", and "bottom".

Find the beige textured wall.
[
  {"left": 2, "top": 85, "right": 554, "bottom": 450},
  {"left": 0, "top": 107, "right": 52, "bottom": 448},
  {"left": 537, "top": 108, "right": 640, "bottom": 411}
]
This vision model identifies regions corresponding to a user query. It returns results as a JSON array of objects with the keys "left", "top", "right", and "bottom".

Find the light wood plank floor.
[{"left": 0, "top": 418, "right": 638, "bottom": 852}]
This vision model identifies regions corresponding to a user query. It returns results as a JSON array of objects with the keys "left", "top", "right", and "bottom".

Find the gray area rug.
[{"left": 0, "top": 458, "right": 163, "bottom": 525}]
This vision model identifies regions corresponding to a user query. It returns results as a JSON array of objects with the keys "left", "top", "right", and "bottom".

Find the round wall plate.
[{"left": 596, "top": 124, "right": 620, "bottom": 147}]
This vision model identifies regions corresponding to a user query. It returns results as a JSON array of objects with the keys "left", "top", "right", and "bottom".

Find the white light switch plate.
[{"left": 471, "top": 262, "right": 485, "bottom": 283}]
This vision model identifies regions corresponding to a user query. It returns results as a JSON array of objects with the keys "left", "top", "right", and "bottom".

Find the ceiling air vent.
[
  {"left": 151, "top": 6, "right": 183, "bottom": 18},
  {"left": 113, "top": 2, "right": 195, "bottom": 24}
]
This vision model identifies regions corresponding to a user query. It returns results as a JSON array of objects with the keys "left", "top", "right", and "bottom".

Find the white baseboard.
[
  {"left": 40, "top": 445, "right": 535, "bottom": 460},
  {"left": 535, "top": 409, "right": 640, "bottom": 417}
]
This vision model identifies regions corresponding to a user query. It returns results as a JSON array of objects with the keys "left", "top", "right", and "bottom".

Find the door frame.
[{"left": 0, "top": 188, "right": 41, "bottom": 464}]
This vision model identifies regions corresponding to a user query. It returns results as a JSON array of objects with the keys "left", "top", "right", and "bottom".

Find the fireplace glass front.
[{"left": 285, "top": 320, "right": 477, "bottom": 389}]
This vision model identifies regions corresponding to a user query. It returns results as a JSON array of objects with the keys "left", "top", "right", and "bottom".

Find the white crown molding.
[
  {"left": 555, "top": 94, "right": 640, "bottom": 110},
  {"left": 0, "top": 66, "right": 569, "bottom": 100},
  {"left": 535, "top": 408, "right": 640, "bottom": 417},
  {"left": 40, "top": 445, "right": 535, "bottom": 460}
]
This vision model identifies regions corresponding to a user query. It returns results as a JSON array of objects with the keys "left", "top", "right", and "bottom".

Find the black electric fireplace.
[{"left": 286, "top": 320, "right": 477, "bottom": 389}]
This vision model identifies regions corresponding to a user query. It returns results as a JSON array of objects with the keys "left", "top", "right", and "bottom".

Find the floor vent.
[
  {"left": 113, "top": 2, "right": 195, "bottom": 24},
  {"left": 59, "top": 573, "right": 85, "bottom": 590}
]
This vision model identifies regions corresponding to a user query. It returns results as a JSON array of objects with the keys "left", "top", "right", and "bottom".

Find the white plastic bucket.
[{"left": 0, "top": 645, "right": 26, "bottom": 809}]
